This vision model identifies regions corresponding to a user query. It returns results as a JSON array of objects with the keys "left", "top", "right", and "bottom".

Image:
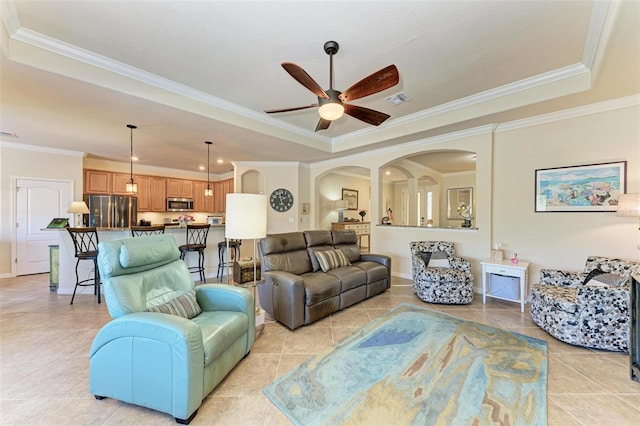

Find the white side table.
[{"left": 481, "top": 259, "right": 530, "bottom": 312}]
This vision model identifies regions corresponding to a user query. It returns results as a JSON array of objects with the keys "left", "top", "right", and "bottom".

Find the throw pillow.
[
  {"left": 315, "top": 249, "right": 351, "bottom": 272},
  {"left": 428, "top": 251, "right": 450, "bottom": 269},
  {"left": 588, "top": 273, "right": 629, "bottom": 288},
  {"left": 582, "top": 268, "right": 605, "bottom": 285},
  {"left": 146, "top": 290, "right": 201, "bottom": 319}
]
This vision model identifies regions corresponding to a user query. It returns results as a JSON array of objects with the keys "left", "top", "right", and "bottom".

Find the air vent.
[
  {"left": 385, "top": 92, "right": 410, "bottom": 106},
  {"left": 0, "top": 131, "right": 18, "bottom": 138}
]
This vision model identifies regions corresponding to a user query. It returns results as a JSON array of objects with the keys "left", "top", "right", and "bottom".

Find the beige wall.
[
  {"left": 233, "top": 162, "right": 301, "bottom": 235},
  {"left": 0, "top": 144, "right": 84, "bottom": 276},
  {"left": 2, "top": 98, "right": 638, "bottom": 283},
  {"left": 317, "top": 172, "right": 371, "bottom": 230},
  {"left": 492, "top": 104, "right": 640, "bottom": 278}
]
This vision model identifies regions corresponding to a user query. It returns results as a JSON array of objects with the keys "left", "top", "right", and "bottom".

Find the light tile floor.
[{"left": 1, "top": 274, "right": 639, "bottom": 425}]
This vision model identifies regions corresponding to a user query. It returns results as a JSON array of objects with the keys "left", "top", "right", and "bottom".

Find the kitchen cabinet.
[
  {"left": 166, "top": 178, "right": 194, "bottom": 199},
  {"left": 84, "top": 169, "right": 112, "bottom": 194},
  {"left": 112, "top": 173, "right": 134, "bottom": 195},
  {"left": 213, "top": 178, "right": 234, "bottom": 213},
  {"left": 193, "top": 181, "right": 214, "bottom": 212},
  {"left": 136, "top": 176, "right": 167, "bottom": 212}
]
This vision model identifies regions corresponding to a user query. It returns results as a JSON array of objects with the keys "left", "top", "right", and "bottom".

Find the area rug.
[{"left": 264, "top": 303, "right": 547, "bottom": 425}]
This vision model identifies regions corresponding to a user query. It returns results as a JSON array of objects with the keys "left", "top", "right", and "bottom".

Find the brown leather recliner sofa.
[{"left": 257, "top": 229, "right": 391, "bottom": 329}]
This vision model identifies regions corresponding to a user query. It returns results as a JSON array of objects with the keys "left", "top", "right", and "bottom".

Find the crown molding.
[
  {"left": 232, "top": 161, "right": 301, "bottom": 168},
  {"left": 582, "top": 0, "right": 620, "bottom": 82},
  {"left": 496, "top": 94, "right": 640, "bottom": 133},
  {"left": 5, "top": 16, "right": 331, "bottom": 149},
  {"left": 0, "top": 141, "right": 85, "bottom": 157}
]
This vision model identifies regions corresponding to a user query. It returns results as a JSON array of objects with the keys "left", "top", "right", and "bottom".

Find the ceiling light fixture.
[
  {"left": 125, "top": 124, "right": 137, "bottom": 193},
  {"left": 204, "top": 141, "right": 213, "bottom": 197},
  {"left": 318, "top": 89, "right": 344, "bottom": 121}
]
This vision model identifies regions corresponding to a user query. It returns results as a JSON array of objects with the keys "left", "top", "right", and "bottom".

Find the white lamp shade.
[
  {"left": 225, "top": 193, "right": 267, "bottom": 239},
  {"left": 617, "top": 193, "right": 640, "bottom": 217},
  {"left": 67, "top": 201, "right": 89, "bottom": 214},
  {"left": 335, "top": 199, "right": 348, "bottom": 210}
]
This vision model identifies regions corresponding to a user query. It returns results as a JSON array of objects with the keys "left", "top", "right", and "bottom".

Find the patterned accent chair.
[
  {"left": 529, "top": 256, "right": 640, "bottom": 353},
  {"left": 410, "top": 241, "right": 474, "bottom": 304}
]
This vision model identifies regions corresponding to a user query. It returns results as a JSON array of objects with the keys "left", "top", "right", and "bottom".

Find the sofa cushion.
[
  {"left": 301, "top": 272, "right": 341, "bottom": 305},
  {"left": 146, "top": 290, "right": 201, "bottom": 319},
  {"left": 327, "top": 266, "right": 367, "bottom": 292},
  {"left": 531, "top": 284, "right": 578, "bottom": 314},
  {"left": 353, "top": 261, "right": 389, "bottom": 284},
  {"left": 262, "top": 250, "right": 312, "bottom": 276},
  {"left": 304, "top": 230, "right": 333, "bottom": 247},
  {"left": 337, "top": 244, "right": 361, "bottom": 263},
  {"left": 582, "top": 268, "right": 605, "bottom": 285},
  {"left": 260, "top": 232, "right": 307, "bottom": 255},
  {"left": 332, "top": 230, "right": 358, "bottom": 245},
  {"left": 191, "top": 311, "right": 249, "bottom": 365},
  {"left": 307, "top": 246, "right": 335, "bottom": 272},
  {"left": 315, "top": 249, "right": 351, "bottom": 272},
  {"left": 588, "top": 273, "right": 629, "bottom": 288},
  {"left": 421, "top": 251, "right": 450, "bottom": 268}
]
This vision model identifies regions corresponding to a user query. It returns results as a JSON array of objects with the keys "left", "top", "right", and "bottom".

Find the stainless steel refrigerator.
[{"left": 84, "top": 195, "right": 137, "bottom": 228}]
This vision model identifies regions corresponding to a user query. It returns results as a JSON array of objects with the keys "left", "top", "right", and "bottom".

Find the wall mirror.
[{"left": 447, "top": 187, "right": 473, "bottom": 219}]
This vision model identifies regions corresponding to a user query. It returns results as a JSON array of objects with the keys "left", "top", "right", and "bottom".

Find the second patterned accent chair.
[
  {"left": 530, "top": 256, "right": 640, "bottom": 353},
  {"left": 410, "top": 241, "right": 474, "bottom": 305}
]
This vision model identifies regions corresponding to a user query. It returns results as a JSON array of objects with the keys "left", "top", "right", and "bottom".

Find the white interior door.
[{"left": 15, "top": 179, "right": 71, "bottom": 275}]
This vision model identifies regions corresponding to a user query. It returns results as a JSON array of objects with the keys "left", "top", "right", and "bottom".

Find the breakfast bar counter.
[{"left": 56, "top": 225, "right": 226, "bottom": 296}]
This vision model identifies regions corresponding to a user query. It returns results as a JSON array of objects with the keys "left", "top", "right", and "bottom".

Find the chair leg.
[
  {"left": 199, "top": 250, "right": 206, "bottom": 283},
  {"left": 175, "top": 409, "right": 198, "bottom": 425},
  {"left": 95, "top": 260, "right": 101, "bottom": 304},
  {"left": 217, "top": 246, "right": 225, "bottom": 281},
  {"left": 70, "top": 259, "right": 80, "bottom": 305}
]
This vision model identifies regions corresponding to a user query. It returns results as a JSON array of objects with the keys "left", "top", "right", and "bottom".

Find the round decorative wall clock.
[{"left": 269, "top": 188, "right": 294, "bottom": 212}]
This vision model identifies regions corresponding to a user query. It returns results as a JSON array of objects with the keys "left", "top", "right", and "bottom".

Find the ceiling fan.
[{"left": 265, "top": 41, "right": 399, "bottom": 132}]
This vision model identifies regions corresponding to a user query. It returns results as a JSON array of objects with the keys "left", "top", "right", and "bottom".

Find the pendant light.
[
  {"left": 204, "top": 141, "right": 213, "bottom": 197},
  {"left": 125, "top": 124, "right": 138, "bottom": 193}
]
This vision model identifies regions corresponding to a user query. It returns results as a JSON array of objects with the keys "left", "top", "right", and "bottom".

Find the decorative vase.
[{"left": 359, "top": 212, "right": 366, "bottom": 221}]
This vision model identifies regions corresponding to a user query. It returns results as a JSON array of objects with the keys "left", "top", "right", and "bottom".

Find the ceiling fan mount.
[
  {"left": 323, "top": 40, "right": 339, "bottom": 56},
  {"left": 265, "top": 40, "right": 399, "bottom": 132}
]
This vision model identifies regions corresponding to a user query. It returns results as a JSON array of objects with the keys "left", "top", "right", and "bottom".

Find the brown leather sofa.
[{"left": 257, "top": 230, "right": 391, "bottom": 329}]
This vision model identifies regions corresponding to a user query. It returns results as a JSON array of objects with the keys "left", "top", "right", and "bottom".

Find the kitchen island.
[{"left": 56, "top": 225, "right": 226, "bottom": 296}]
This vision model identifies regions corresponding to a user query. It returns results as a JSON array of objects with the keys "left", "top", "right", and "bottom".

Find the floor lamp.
[{"left": 225, "top": 193, "right": 267, "bottom": 327}]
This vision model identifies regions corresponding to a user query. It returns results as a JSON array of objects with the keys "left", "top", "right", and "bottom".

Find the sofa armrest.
[
  {"left": 539, "top": 269, "right": 586, "bottom": 287},
  {"left": 196, "top": 284, "right": 253, "bottom": 314},
  {"left": 257, "top": 271, "right": 305, "bottom": 330},
  {"left": 360, "top": 253, "right": 391, "bottom": 270},
  {"left": 450, "top": 256, "right": 471, "bottom": 272},
  {"left": 89, "top": 312, "right": 204, "bottom": 419}
]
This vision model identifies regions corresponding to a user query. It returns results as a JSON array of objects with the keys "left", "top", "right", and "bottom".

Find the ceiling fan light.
[{"left": 319, "top": 102, "right": 344, "bottom": 121}]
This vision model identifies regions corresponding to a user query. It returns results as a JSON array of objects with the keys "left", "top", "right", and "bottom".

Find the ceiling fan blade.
[
  {"left": 315, "top": 118, "right": 331, "bottom": 132},
  {"left": 344, "top": 104, "right": 390, "bottom": 126},
  {"left": 339, "top": 65, "right": 399, "bottom": 103},
  {"left": 282, "top": 62, "right": 329, "bottom": 99},
  {"left": 265, "top": 104, "right": 318, "bottom": 114}
]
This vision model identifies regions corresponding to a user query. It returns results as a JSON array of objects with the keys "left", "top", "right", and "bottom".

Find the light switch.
[{"left": 288, "top": 217, "right": 294, "bottom": 223}]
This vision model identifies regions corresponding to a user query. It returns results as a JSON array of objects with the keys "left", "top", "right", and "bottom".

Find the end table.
[{"left": 481, "top": 259, "right": 529, "bottom": 312}]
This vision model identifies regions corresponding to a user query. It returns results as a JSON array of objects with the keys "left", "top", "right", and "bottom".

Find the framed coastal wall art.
[
  {"left": 342, "top": 188, "right": 358, "bottom": 210},
  {"left": 535, "top": 161, "right": 626, "bottom": 212}
]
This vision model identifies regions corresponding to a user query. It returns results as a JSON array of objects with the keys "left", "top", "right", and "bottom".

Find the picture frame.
[
  {"left": 447, "top": 187, "right": 473, "bottom": 219},
  {"left": 342, "top": 188, "right": 358, "bottom": 210},
  {"left": 535, "top": 161, "right": 626, "bottom": 212}
]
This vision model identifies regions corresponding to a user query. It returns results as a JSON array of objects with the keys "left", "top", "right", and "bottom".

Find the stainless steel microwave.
[{"left": 166, "top": 198, "right": 194, "bottom": 212}]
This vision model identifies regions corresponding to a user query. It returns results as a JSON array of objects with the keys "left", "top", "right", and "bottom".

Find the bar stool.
[
  {"left": 217, "top": 239, "right": 241, "bottom": 282},
  {"left": 66, "top": 227, "right": 100, "bottom": 305},
  {"left": 179, "top": 224, "right": 210, "bottom": 283},
  {"left": 131, "top": 225, "right": 165, "bottom": 237}
]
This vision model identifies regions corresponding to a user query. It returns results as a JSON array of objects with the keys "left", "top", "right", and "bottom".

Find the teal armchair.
[{"left": 90, "top": 235, "right": 254, "bottom": 424}]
